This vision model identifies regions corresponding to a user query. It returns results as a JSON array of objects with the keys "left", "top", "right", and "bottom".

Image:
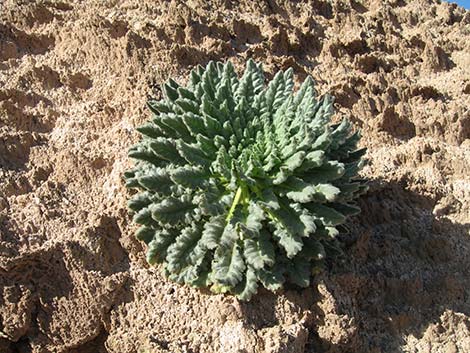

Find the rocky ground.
[{"left": 0, "top": 0, "right": 469, "bottom": 352}]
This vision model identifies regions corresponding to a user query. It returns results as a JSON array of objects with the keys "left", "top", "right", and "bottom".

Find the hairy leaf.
[{"left": 125, "top": 60, "right": 367, "bottom": 301}]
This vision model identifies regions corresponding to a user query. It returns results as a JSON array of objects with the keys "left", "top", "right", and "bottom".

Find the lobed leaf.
[{"left": 125, "top": 60, "right": 367, "bottom": 301}]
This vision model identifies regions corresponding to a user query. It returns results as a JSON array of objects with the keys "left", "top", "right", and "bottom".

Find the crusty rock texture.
[{"left": 0, "top": 0, "right": 469, "bottom": 352}]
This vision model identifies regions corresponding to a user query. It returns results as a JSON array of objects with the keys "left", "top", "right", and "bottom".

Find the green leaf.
[
  {"left": 136, "top": 122, "right": 164, "bottom": 139},
  {"left": 147, "top": 100, "right": 172, "bottom": 114},
  {"left": 258, "top": 188, "right": 280, "bottom": 210},
  {"left": 182, "top": 112, "right": 206, "bottom": 136},
  {"left": 286, "top": 183, "right": 340, "bottom": 203},
  {"left": 297, "top": 150, "right": 325, "bottom": 171},
  {"left": 163, "top": 82, "right": 178, "bottom": 101},
  {"left": 149, "top": 137, "right": 184, "bottom": 163},
  {"left": 329, "top": 119, "right": 351, "bottom": 150},
  {"left": 328, "top": 202, "right": 361, "bottom": 217},
  {"left": 201, "top": 63, "right": 216, "bottom": 100},
  {"left": 196, "top": 134, "right": 218, "bottom": 156},
  {"left": 258, "top": 263, "right": 285, "bottom": 292},
  {"left": 212, "top": 243, "right": 245, "bottom": 287},
  {"left": 200, "top": 215, "right": 226, "bottom": 250},
  {"left": 202, "top": 94, "right": 228, "bottom": 124},
  {"left": 246, "top": 202, "right": 265, "bottom": 231},
  {"left": 303, "top": 161, "right": 345, "bottom": 184},
  {"left": 135, "top": 226, "right": 155, "bottom": 244},
  {"left": 273, "top": 227, "right": 303, "bottom": 258},
  {"left": 177, "top": 140, "right": 212, "bottom": 167},
  {"left": 312, "top": 130, "right": 332, "bottom": 150},
  {"left": 286, "top": 256, "right": 311, "bottom": 287},
  {"left": 128, "top": 192, "right": 152, "bottom": 212},
  {"left": 195, "top": 188, "right": 227, "bottom": 216},
  {"left": 345, "top": 147, "right": 367, "bottom": 162},
  {"left": 151, "top": 195, "right": 195, "bottom": 225},
  {"left": 283, "top": 150, "right": 306, "bottom": 171},
  {"left": 272, "top": 151, "right": 306, "bottom": 185},
  {"left": 267, "top": 199, "right": 305, "bottom": 235},
  {"left": 307, "top": 203, "right": 346, "bottom": 226},
  {"left": 133, "top": 207, "right": 154, "bottom": 226},
  {"left": 300, "top": 238, "right": 326, "bottom": 261},
  {"left": 166, "top": 225, "right": 203, "bottom": 272},
  {"left": 147, "top": 229, "right": 179, "bottom": 265},
  {"left": 177, "top": 87, "right": 197, "bottom": 101},
  {"left": 235, "top": 265, "right": 259, "bottom": 301},
  {"left": 128, "top": 145, "right": 162, "bottom": 165},
  {"left": 160, "top": 113, "right": 192, "bottom": 140},
  {"left": 299, "top": 210, "right": 316, "bottom": 235},
  {"left": 175, "top": 98, "right": 199, "bottom": 114},
  {"left": 264, "top": 70, "right": 287, "bottom": 112},
  {"left": 243, "top": 231, "right": 275, "bottom": 270},
  {"left": 136, "top": 167, "right": 173, "bottom": 193},
  {"left": 170, "top": 166, "right": 209, "bottom": 188}
]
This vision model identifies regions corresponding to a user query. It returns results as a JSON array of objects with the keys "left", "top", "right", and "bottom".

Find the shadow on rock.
[
  {"left": 307, "top": 179, "right": 470, "bottom": 353},
  {"left": 234, "top": 179, "right": 469, "bottom": 353}
]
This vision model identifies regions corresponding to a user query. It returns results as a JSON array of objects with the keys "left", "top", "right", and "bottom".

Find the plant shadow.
[
  {"left": 311, "top": 179, "right": 469, "bottom": 352},
  {"left": 238, "top": 179, "right": 469, "bottom": 352}
]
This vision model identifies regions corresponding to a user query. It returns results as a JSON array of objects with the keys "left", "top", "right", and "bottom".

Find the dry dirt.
[{"left": 0, "top": 0, "right": 469, "bottom": 352}]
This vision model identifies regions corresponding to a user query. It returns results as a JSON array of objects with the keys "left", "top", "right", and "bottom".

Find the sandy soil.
[{"left": 0, "top": 0, "right": 469, "bottom": 352}]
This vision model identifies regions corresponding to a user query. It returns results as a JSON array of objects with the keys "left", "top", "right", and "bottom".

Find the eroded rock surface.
[{"left": 1, "top": 0, "right": 469, "bottom": 352}]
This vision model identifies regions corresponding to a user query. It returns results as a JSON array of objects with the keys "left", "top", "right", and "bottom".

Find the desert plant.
[{"left": 124, "top": 60, "right": 367, "bottom": 300}]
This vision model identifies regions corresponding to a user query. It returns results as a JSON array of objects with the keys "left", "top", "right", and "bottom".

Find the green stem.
[
  {"left": 264, "top": 207, "right": 279, "bottom": 224},
  {"left": 226, "top": 186, "right": 243, "bottom": 221}
]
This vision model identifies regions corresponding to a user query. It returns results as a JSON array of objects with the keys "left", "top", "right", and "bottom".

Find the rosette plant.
[{"left": 124, "top": 60, "right": 367, "bottom": 300}]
